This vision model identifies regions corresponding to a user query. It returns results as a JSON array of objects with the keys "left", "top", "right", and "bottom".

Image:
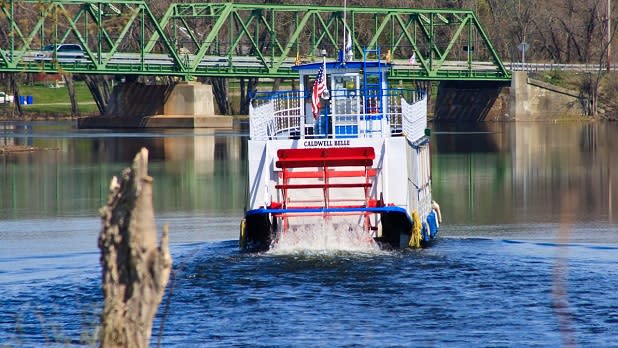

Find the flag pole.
[
  {"left": 343, "top": 0, "right": 347, "bottom": 61},
  {"left": 322, "top": 50, "right": 328, "bottom": 97},
  {"left": 344, "top": 0, "right": 347, "bottom": 41}
]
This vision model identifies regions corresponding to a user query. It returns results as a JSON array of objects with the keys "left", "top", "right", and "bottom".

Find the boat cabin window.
[{"left": 331, "top": 74, "right": 360, "bottom": 116}]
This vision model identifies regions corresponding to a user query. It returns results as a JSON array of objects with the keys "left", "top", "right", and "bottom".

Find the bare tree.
[
  {"left": 84, "top": 75, "right": 113, "bottom": 115},
  {"left": 211, "top": 77, "right": 233, "bottom": 115},
  {"left": 9, "top": 75, "right": 23, "bottom": 119},
  {"left": 580, "top": 18, "right": 616, "bottom": 116},
  {"left": 63, "top": 73, "right": 79, "bottom": 117}
]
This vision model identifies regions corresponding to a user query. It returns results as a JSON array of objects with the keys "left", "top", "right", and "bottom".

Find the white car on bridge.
[{"left": 35, "top": 44, "right": 84, "bottom": 63}]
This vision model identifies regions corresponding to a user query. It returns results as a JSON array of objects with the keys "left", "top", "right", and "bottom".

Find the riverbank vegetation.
[
  {"left": 531, "top": 70, "right": 618, "bottom": 119},
  {"left": 0, "top": 80, "right": 98, "bottom": 119}
]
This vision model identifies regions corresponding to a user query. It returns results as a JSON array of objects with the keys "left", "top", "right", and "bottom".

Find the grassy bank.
[{"left": 0, "top": 81, "right": 98, "bottom": 116}]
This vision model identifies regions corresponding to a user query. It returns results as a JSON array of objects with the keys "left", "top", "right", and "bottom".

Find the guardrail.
[{"left": 507, "top": 62, "right": 606, "bottom": 72}]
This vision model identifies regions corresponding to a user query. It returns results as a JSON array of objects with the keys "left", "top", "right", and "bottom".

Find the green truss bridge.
[{"left": 0, "top": 1, "right": 510, "bottom": 82}]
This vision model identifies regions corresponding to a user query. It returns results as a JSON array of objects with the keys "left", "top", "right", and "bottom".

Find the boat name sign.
[{"left": 303, "top": 140, "right": 351, "bottom": 147}]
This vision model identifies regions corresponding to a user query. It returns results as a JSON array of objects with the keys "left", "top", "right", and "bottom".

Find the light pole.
[{"left": 608, "top": 0, "right": 612, "bottom": 72}]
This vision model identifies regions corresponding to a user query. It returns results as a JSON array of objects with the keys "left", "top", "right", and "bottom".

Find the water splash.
[{"left": 268, "top": 221, "right": 381, "bottom": 254}]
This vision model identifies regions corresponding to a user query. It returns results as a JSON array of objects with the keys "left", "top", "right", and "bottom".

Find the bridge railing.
[{"left": 508, "top": 62, "right": 604, "bottom": 72}]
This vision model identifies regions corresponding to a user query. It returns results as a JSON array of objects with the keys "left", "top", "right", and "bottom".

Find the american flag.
[{"left": 312, "top": 61, "right": 327, "bottom": 119}]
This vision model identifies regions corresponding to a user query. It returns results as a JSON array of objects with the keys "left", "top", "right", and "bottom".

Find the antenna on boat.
[
  {"left": 342, "top": 0, "right": 352, "bottom": 63},
  {"left": 321, "top": 49, "right": 330, "bottom": 99}
]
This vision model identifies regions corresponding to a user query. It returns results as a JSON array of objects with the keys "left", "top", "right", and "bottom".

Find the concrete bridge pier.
[
  {"left": 509, "top": 71, "right": 587, "bottom": 120},
  {"left": 78, "top": 81, "right": 233, "bottom": 129},
  {"left": 433, "top": 72, "right": 588, "bottom": 121}
]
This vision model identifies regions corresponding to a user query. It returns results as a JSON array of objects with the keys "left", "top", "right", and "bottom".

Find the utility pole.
[{"left": 607, "top": 0, "right": 612, "bottom": 72}]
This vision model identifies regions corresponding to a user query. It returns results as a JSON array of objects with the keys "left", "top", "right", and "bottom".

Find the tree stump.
[{"left": 98, "top": 148, "right": 172, "bottom": 348}]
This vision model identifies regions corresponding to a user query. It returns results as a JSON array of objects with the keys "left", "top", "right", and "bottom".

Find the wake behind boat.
[{"left": 240, "top": 48, "right": 441, "bottom": 252}]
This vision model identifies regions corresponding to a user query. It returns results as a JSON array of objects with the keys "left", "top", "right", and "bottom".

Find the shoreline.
[
  {"left": 0, "top": 111, "right": 89, "bottom": 122},
  {"left": 0, "top": 111, "right": 247, "bottom": 122},
  {"left": 0, "top": 144, "right": 60, "bottom": 154}
]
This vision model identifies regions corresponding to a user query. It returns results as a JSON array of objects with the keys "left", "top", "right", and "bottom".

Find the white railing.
[
  {"left": 401, "top": 94, "right": 428, "bottom": 142},
  {"left": 250, "top": 91, "right": 302, "bottom": 141},
  {"left": 249, "top": 101, "right": 275, "bottom": 140},
  {"left": 249, "top": 89, "right": 427, "bottom": 141}
]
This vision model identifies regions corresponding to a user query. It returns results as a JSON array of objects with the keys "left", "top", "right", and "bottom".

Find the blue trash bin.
[
  {"left": 19, "top": 96, "right": 25, "bottom": 105},
  {"left": 26, "top": 96, "right": 33, "bottom": 105}
]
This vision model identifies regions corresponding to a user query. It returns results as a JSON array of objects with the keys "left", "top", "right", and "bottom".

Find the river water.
[{"left": 1, "top": 121, "right": 617, "bottom": 347}]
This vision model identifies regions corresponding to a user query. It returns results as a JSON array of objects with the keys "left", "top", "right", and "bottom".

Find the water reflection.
[
  {"left": 0, "top": 122, "right": 247, "bottom": 219},
  {"left": 431, "top": 122, "right": 617, "bottom": 226},
  {"left": 1, "top": 120, "right": 616, "bottom": 230},
  {"left": 432, "top": 122, "right": 509, "bottom": 153}
]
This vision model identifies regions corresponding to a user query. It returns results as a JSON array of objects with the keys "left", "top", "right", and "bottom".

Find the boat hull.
[{"left": 241, "top": 205, "right": 439, "bottom": 252}]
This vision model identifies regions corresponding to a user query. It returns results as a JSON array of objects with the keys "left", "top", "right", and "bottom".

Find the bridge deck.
[{"left": 0, "top": 1, "right": 510, "bottom": 81}]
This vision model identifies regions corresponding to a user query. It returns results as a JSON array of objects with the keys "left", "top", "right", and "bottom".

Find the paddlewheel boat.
[{"left": 240, "top": 49, "right": 441, "bottom": 251}]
